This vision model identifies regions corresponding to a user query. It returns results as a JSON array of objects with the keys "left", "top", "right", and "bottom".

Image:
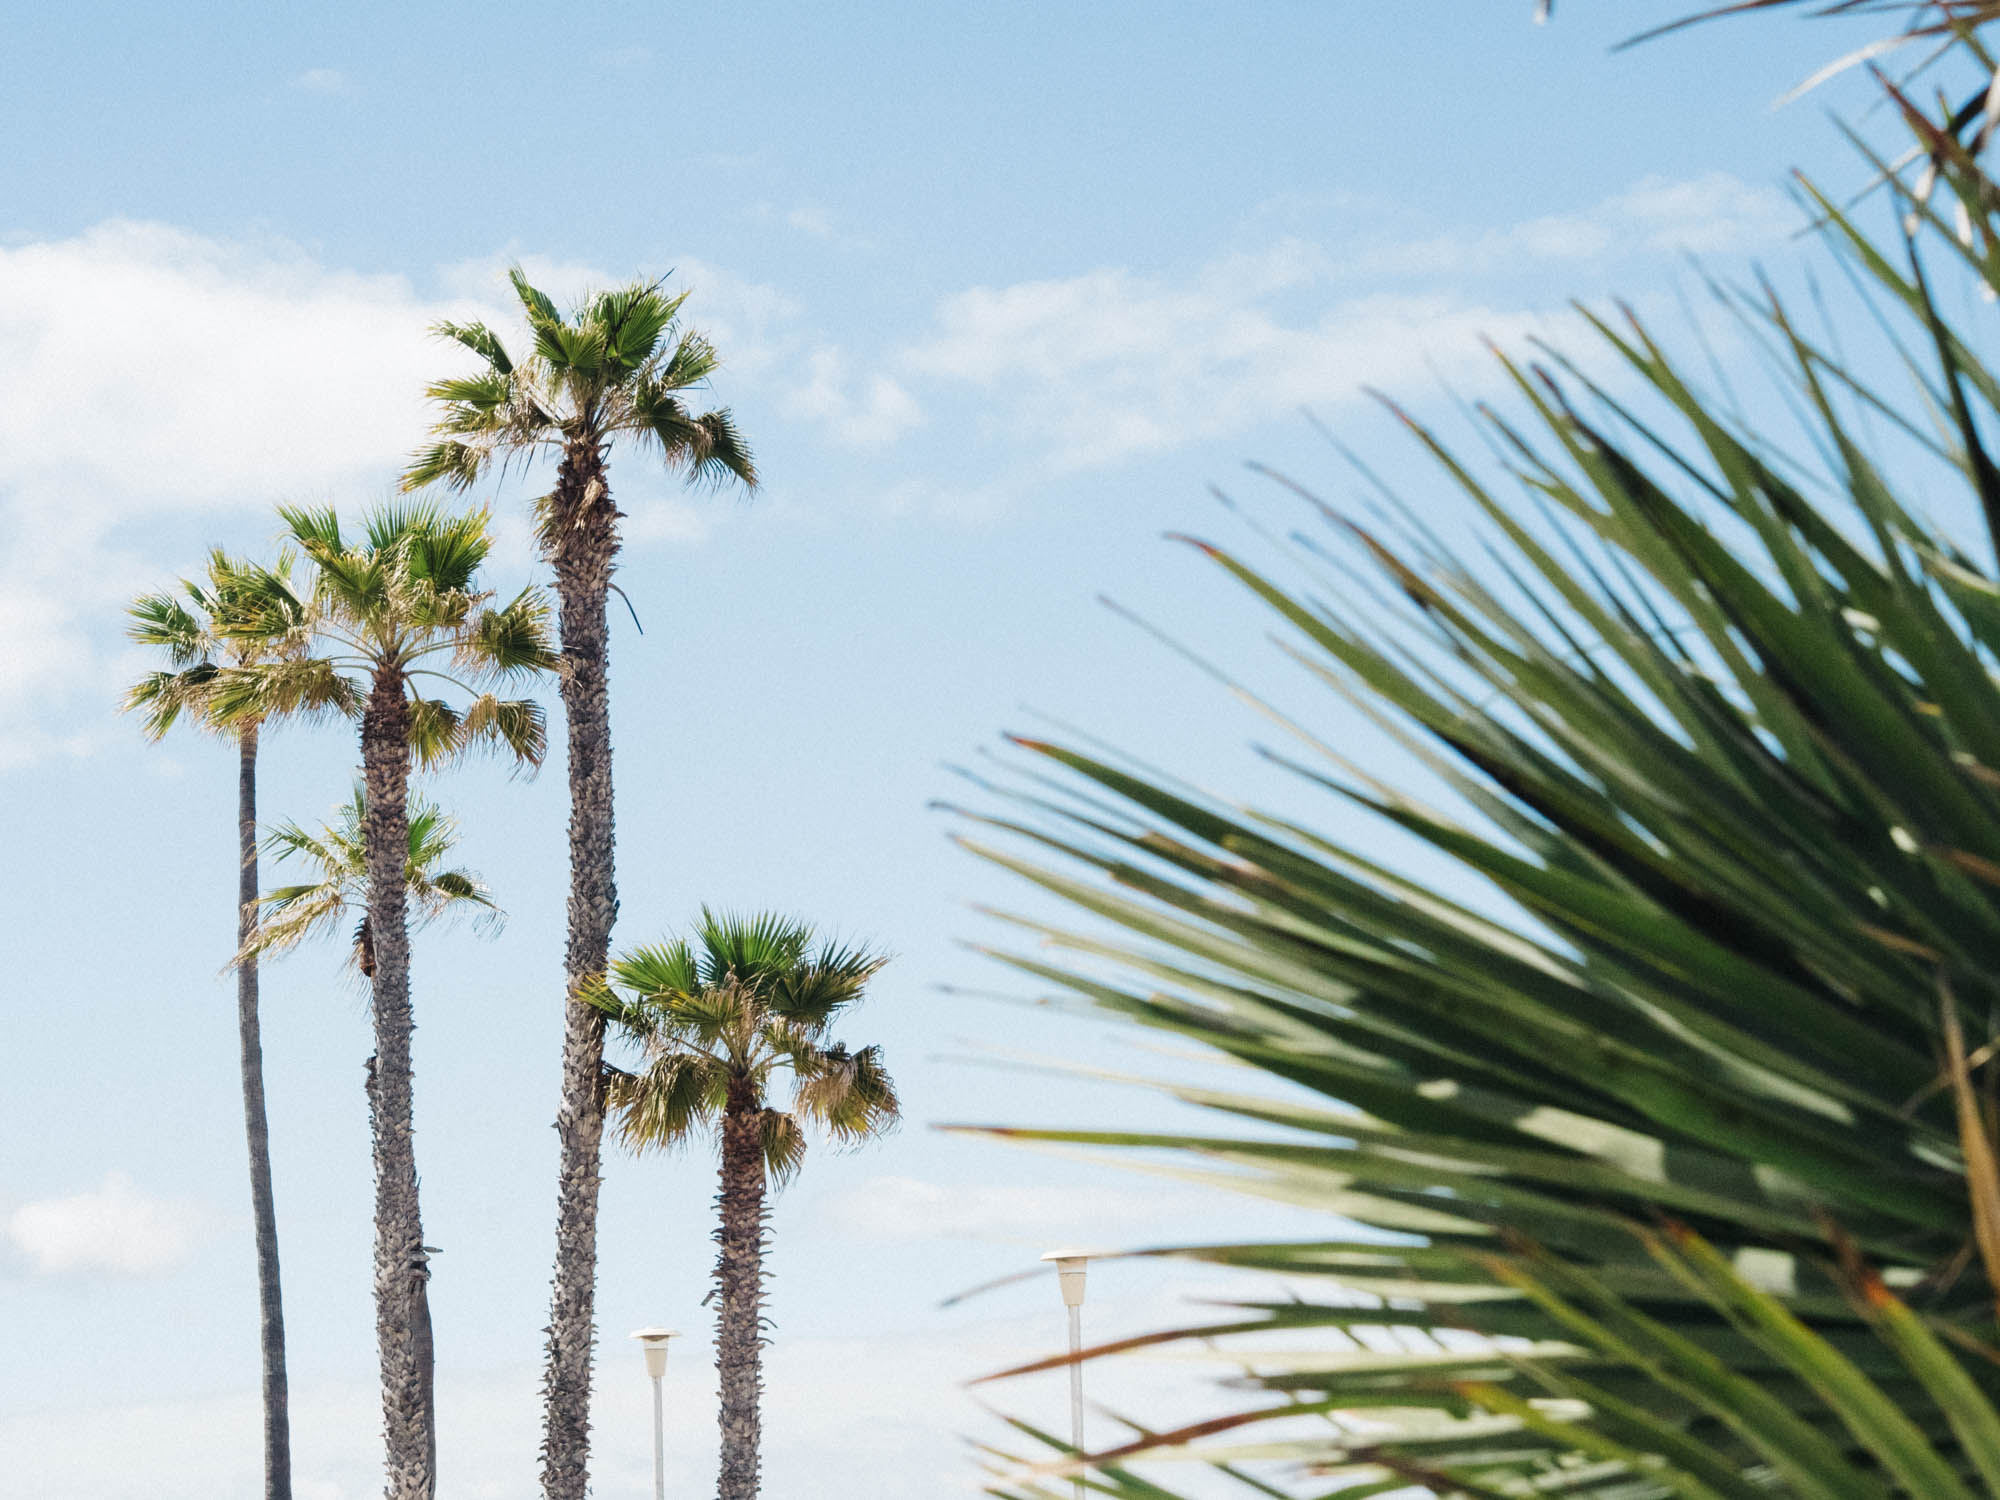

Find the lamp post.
[
  {"left": 1042, "top": 1251, "right": 1090, "bottom": 1500},
  {"left": 629, "top": 1327, "right": 679, "bottom": 1500}
]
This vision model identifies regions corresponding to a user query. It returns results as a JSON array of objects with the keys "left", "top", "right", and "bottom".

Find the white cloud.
[
  {"left": 900, "top": 172, "right": 1786, "bottom": 472},
  {"left": 787, "top": 205, "right": 838, "bottom": 241},
  {"left": 786, "top": 347, "right": 925, "bottom": 448},
  {"left": 0, "top": 221, "right": 476, "bottom": 511},
  {"left": 292, "top": 68, "right": 350, "bottom": 95},
  {"left": 905, "top": 269, "right": 1555, "bottom": 470},
  {"left": 5, "top": 1172, "right": 205, "bottom": 1278}
]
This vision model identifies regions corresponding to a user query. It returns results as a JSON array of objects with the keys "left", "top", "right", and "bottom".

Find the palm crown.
[
  {"left": 124, "top": 547, "right": 310, "bottom": 737},
  {"left": 240, "top": 784, "right": 498, "bottom": 976},
  {"left": 208, "top": 501, "right": 557, "bottom": 766},
  {"left": 402, "top": 269, "right": 757, "bottom": 548},
  {"left": 592, "top": 911, "right": 900, "bottom": 1182}
]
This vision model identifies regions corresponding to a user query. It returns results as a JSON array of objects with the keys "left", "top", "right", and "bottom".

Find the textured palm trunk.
[
  {"left": 714, "top": 1084, "right": 767, "bottom": 1500},
  {"left": 541, "top": 437, "right": 620, "bottom": 1500},
  {"left": 238, "top": 723, "right": 293, "bottom": 1500},
  {"left": 361, "top": 674, "right": 435, "bottom": 1500}
]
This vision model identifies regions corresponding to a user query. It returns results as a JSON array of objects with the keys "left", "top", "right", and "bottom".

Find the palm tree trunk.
[
  {"left": 541, "top": 439, "right": 620, "bottom": 1500},
  {"left": 238, "top": 722, "right": 292, "bottom": 1500},
  {"left": 714, "top": 1085, "right": 767, "bottom": 1500},
  {"left": 362, "top": 675, "right": 434, "bottom": 1500}
]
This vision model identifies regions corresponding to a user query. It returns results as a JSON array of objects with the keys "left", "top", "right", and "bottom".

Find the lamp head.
[
  {"left": 629, "top": 1326, "right": 679, "bottom": 1380},
  {"left": 1041, "top": 1249, "right": 1090, "bottom": 1307}
]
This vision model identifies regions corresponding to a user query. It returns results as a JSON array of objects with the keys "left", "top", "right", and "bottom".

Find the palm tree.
[
  {"left": 403, "top": 269, "right": 757, "bottom": 1500},
  {"left": 124, "top": 548, "right": 313, "bottom": 1500},
  {"left": 239, "top": 782, "right": 499, "bottom": 1491},
  {"left": 241, "top": 784, "right": 498, "bottom": 978},
  {"left": 214, "top": 502, "right": 555, "bottom": 1500},
  {"left": 590, "top": 911, "right": 898, "bottom": 1500}
]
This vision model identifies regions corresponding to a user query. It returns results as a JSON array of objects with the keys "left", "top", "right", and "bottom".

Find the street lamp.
[
  {"left": 1042, "top": 1250, "right": 1090, "bottom": 1500},
  {"left": 629, "top": 1327, "right": 679, "bottom": 1500}
]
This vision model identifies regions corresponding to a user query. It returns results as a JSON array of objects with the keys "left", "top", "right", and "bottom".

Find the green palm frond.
[
  {"left": 402, "top": 269, "right": 757, "bottom": 529},
  {"left": 432, "top": 318, "right": 514, "bottom": 375},
  {"left": 403, "top": 438, "right": 489, "bottom": 492},
  {"left": 124, "top": 546, "right": 316, "bottom": 738},
  {"left": 760, "top": 1108, "right": 808, "bottom": 1187},
  {"left": 693, "top": 908, "right": 816, "bottom": 990},
  {"left": 209, "top": 657, "right": 360, "bottom": 725},
  {"left": 608, "top": 941, "right": 703, "bottom": 1004},
  {"left": 597, "top": 911, "right": 897, "bottom": 1176},
  {"left": 239, "top": 783, "right": 498, "bottom": 967},
  {"left": 604, "top": 1051, "right": 730, "bottom": 1153},
  {"left": 456, "top": 694, "right": 548, "bottom": 769},
  {"left": 957, "top": 72, "right": 2000, "bottom": 1499},
  {"left": 460, "top": 589, "right": 561, "bottom": 680},
  {"left": 407, "top": 697, "right": 464, "bottom": 769},
  {"left": 216, "top": 501, "right": 553, "bottom": 761}
]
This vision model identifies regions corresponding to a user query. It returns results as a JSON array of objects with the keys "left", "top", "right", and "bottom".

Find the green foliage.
[
  {"left": 240, "top": 783, "right": 498, "bottom": 971},
  {"left": 401, "top": 268, "right": 758, "bottom": 525},
  {"left": 957, "top": 39, "right": 2000, "bottom": 1500},
  {"left": 122, "top": 547, "right": 310, "bottom": 738},
  {"left": 207, "top": 502, "right": 557, "bottom": 770},
  {"left": 592, "top": 910, "right": 899, "bottom": 1182}
]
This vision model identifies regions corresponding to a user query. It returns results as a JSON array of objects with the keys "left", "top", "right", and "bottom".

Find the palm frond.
[
  {"left": 241, "top": 782, "right": 498, "bottom": 969},
  {"left": 760, "top": 1108, "right": 809, "bottom": 1187},
  {"left": 605, "top": 1051, "right": 729, "bottom": 1152},
  {"left": 599, "top": 913, "right": 897, "bottom": 1184},
  {"left": 454, "top": 694, "right": 548, "bottom": 770},
  {"left": 958, "top": 78, "right": 2000, "bottom": 1495}
]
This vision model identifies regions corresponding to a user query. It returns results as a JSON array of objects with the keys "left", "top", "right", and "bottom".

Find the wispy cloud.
[
  {"left": 786, "top": 347, "right": 924, "bottom": 448},
  {"left": 898, "top": 171, "right": 1789, "bottom": 473},
  {"left": 291, "top": 67, "right": 350, "bottom": 95},
  {"left": 5, "top": 1173, "right": 205, "bottom": 1278}
]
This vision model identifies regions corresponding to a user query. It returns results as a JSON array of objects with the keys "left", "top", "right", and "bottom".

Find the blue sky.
[{"left": 0, "top": 4, "right": 1895, "bottom": 1497}]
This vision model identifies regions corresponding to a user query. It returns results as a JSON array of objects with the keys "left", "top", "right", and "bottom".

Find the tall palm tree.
[
  {"left": 590, "top": 911, "right": 898, "bottom": 1500},
  {"left": 404, "top": 269, "right": 757, "bottom": 1500},
  {"left": 214, "top": 502, "right": 556, "bottom": 1500},
  {"left": 124, "top": 548, "right": 313, "bottom": 1500}
]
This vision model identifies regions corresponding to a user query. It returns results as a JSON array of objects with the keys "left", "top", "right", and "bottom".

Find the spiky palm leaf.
[
  {"left": 955, "top": 63, "right": 2000, "bottom": 1500},
  {"left": 239, "top": 784, "right": 498, "bottom": 972}
]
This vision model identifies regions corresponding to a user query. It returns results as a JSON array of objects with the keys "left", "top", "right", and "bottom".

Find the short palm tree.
[
  {"left": 239, "top": 782, "right": 498, "bottom": 1491},
  {"left": 590, "top": 912, "right": 899, "bottom": 1500},
  {"left": 213, "top": 502, "right": 555, "bottom": 1500},
  {"left": 124, "top": 547, "right": 312, "bottom": 1500},
  {"left": 242, "top": 784, "right": 498, "bottom": 977},
  {"left": 404, "top": 271, "right": 757, "bottom": 1500}
]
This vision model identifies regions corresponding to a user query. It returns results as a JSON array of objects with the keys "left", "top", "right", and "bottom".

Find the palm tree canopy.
[
  {"left": 591, "top": 910, "right": 897, "bottom": 1183},
  {"left": 401, "top": 269, "right": 758, "bottom": 528},
  {"left": 124, "top": 547, "right": 310, "bottom": 739},
  {"left": 239, "top": 784, "right": 498, "bottom": 969},
  {"left": 206, "top": 501, "right": 557, "bottom": 770}
]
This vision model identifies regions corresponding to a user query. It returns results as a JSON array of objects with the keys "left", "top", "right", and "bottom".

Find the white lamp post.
[
  {"left": 629, "top": 1327, "right": 679, "bottom": 1500},
  {"left": 1042, "top": 1251, "right": 1090, "bottom": 1500}
]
